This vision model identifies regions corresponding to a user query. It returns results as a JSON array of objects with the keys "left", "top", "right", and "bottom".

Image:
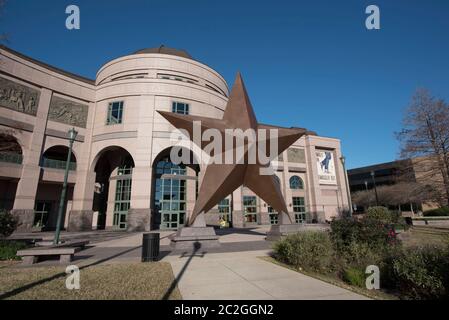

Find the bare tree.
[
  {"left": 396, "top": 89, "right": 449, "bottom": 206},
  {"left": 352, "top": 182, "right": 441, "bottom": 211}
]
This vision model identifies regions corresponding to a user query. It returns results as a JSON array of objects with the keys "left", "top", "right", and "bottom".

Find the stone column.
[
  {"left": 231, "top": 187, "right": 244, "bottom": 228},
  {"left": 128, "top": 166, "right": 152, "bottom": 232},
  {"left": 69, "top": 102, "right": 96, "bottom": 231},
  {"left": 185, "top": 166, "right": 197, "bottom": 225},
  {"left": 259, "top": 200, "right": 270, "bottom": 225},
  {"left": 282, "top": 159, "right": 296, "bottom": 223},
  {"left": 127, "top": 96, "right": 154, "bottom": 232},
  {"left": 304, "top": 137, "right": 322, "bottom": 221},
  {"left": 105, "top": 169, "right": 118, "bottom": 229},
  {"left": 12, "top": 88, "right": 51, "bottom": 232}
]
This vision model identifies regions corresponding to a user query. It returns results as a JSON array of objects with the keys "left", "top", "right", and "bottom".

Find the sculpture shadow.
[
  {"left": 215, "top": 227, "right": 267, "bottom": 237},
  {"left": 162, "top": 241, "right": 205, "bottom": 300}
]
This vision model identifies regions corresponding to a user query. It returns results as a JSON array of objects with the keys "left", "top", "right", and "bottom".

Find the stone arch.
[
  {"left": 0, "top": 131, "right": 24, "bottom": 164},
  {"left": 289, "top": 175, "right": 304, "bottom": 190},
  {"left": 90, "top": 146, "right": 135, "bottom": 230},
  {"left": 41, "top": 145, "right": 77, "bottom": 170},
  {"left": 151, "top": 146, "right": 200, "bottom": 230},
  {"left": 0, "top": 132, "right": 23, "bottom": 211}
]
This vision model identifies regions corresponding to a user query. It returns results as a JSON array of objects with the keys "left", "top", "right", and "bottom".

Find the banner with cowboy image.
[{"left": 316, "top": 150, "right": 337, "bottom": 185}]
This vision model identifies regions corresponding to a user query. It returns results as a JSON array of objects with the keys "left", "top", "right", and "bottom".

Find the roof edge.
[{"left": 0, "top": 45, "right": 95, "bottom": 85}]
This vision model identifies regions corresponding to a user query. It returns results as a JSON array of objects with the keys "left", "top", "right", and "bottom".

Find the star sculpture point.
[{"left": 158, "top": 73, "right": 308, "bottom": 226}]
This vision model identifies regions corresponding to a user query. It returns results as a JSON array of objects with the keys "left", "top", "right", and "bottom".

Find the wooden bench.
[{"left": 17, "top": 247, "right": 81, "bottom": 265}]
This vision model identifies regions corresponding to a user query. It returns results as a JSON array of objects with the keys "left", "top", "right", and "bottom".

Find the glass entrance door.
[
  {"left": 156, "top": 164, "right": 187, "bottom": 230},
  {"left": 243, "top": 196, "right": 258, "bottom": 224},
  {"left": 113, "top": 165, "right": 132, "bottom": 230}
]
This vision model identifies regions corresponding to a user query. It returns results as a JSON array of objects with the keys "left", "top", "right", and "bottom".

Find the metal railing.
[
  {"left": 0, "top": 152, "right": 23, "bottom": 164},
  {"left": 41, "top": 158, "right": 76, "bottom": 171}
]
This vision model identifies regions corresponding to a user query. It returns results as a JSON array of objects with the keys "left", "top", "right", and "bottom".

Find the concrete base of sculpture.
[
  {"left": 170, "top": 213, "right": 220, "bottom": 251},
  {"left": 266, "top": 224, "right": 304, "bottom": 241},
  {"left": 266, "top": 223, "right": 330, "bottom": 241}
]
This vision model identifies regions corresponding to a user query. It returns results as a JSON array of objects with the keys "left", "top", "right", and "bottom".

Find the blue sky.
[{"left": 1, "top": 0, "right": 448, "bottom": 169}]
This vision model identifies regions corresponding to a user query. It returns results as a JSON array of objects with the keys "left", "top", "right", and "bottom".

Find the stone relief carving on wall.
[
  {"left": 287, "top": 148, "right": 306, "bottom": 164},
  {"left": 0, "top": 77, "right": 40, "bottom": 116},
  {"left": 49, "top": 96, "right": 88, "bottom": 128}
]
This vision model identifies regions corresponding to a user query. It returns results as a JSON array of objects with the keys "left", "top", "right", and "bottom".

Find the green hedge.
[
  {"left": 424, "top": 207, "right": 449, "bottom": 217},
  {"left": 0, "top": 210, "right": 18, "bottom": 237},
  {"left": 273, "top": 206, "right": 449, "bottom": 299},
  {"left": 0, "top": 240, "right": 28, "bottom": 261},
  {"left": 384, "top": 246, "right": 449, "bottom": 300},
  {"left": 273, "top": 231, "right": 334, "bottom": 273}
]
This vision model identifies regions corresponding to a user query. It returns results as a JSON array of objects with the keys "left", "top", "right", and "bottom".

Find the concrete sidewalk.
[{"left": 165, "top": 250, "right": 369, "bottom": 300}]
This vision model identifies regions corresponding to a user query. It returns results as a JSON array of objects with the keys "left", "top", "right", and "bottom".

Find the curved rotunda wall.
[{"left": 92, "top": 52, "right": 229, "bottom": 168}]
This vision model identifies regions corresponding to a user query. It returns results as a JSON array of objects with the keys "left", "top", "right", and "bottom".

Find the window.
[
  {"left": 172, "top": 102, "right": 189, "bottom": 115},
  {"left": 34, "top": 202, "right": 51, "bottom": 229},
  {"left": 268, "top": 206, "right": 278, "bottom": 225},
  {"left": 107, "top": 101, "right": 124, "bottom": 125},
  {"left": 218, "top": 198, "right": 231, "bottom": 226},
  {"left": 292, "top": 197, "right": 306, "bottom": 224},
  {"left": 289, "top": 176, "right": 304, "bottom": 190},
  {"left": 243, "top": 196, "right": 258, "bottom": 223}
]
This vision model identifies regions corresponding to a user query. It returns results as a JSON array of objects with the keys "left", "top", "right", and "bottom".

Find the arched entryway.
[
  {"left": 151, "top": 147, "right": 199, "bottom": 230},
  {"left": 0, "top": 133, "right": 22, "bottom": 211},
  {"left": 33, "top": 145, "right": 77, "bottom": 231},
  {"left": 41, "top": 145, "right": 77, "bottom": 170},
  {"left": 92, "top": 147, "right": 135, "bottom": 230}
]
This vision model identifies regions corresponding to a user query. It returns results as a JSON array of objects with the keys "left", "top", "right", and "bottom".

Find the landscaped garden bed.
[
  {"left": 271, "top": 207, "right": 449, "bottom": 300},
  {"left": 0, "top": 240, "right": 30, "bottom": 261}
]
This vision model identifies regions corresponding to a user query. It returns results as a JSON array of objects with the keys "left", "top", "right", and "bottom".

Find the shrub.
[
  {"left": 424, "top": 207, "right": 449, "bottom": 217},
  {"left": 273, "top": 231, "right": 333, "bottom": 273},
  {"left": 385, "top": 246, "right": 449, "bottom": 300},
  {"left": 330, "top": 216, "right": 397, "bottom": 255},
  {"left": 0, "top": 210, "right": 18, "bottom": 238},
  {"left": 342, "top": 267, "right": 366, "bottom": 288},
  {"left": 339, "top": 241, "right": 385, "bottom": 269},
  {"left": 366, "top": 206, "right": 399, "bottom": 224},
  {"left": 0, "top": 240, "right": 28, "bottom": 261}
]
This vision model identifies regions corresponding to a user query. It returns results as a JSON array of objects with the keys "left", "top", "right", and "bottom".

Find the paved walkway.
[{"left": 165, "top": 250, "right": 368, "bottom": 300}]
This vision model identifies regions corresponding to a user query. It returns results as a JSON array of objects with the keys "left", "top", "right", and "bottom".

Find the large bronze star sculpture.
[{"left": 158, "top": 73, "right": 308, "bottom": 227}]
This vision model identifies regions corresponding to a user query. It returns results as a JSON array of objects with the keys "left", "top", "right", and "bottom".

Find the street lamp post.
[
  {"left": 370, "top": 170, "right": 379, "bottom": 207},
  {"left": 54, "top": 128, "right": 78, "bottom": 245},
  {"left": 340, "top": 156, "right": 353, "bottom": 217}
]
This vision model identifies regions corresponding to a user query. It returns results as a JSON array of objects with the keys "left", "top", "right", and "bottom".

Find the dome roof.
[{"left": 133, "top": 45, "right": 193, "bottom": 60}]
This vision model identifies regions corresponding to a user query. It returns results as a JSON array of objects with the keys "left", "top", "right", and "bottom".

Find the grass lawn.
[
  {"left": 399, "top": 227, "right": 449, "bottom": 248},
  {"left": 261, "top": 256, "right": 397, "bottom": 300},
  {"left": 0, "top": 262, "right": 182, "bottom": 300}
]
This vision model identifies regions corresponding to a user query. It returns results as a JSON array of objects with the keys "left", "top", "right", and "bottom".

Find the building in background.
[
  {"left": 0, "top": 45, "right": 350, "bottom": 232},
  {"left": 348, "top": 158, "right": 443, "bottom": 214}
]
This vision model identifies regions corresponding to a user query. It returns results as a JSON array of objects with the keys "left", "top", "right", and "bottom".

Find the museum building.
[{"left": 0, "top": 45, "right": 350, "bottom": 232}]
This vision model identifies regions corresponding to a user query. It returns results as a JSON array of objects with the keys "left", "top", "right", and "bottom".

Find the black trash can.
[{"left": 142, "top": 233, "right": 160, "bottom": 262}]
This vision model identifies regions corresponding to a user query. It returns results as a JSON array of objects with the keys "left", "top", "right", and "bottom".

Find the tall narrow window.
[
  {"left": 292, "top": 197, "right": 306, "bottom": 223},
  {"left": 218, "top": 198, "right": 231, "bottom": 226},
  {"left": 172, "top": 102, "right": 189, "bottom": 115},
  {"left": 268, "top": 206, "right": 278, "bottom": 225},
  {"left": 243, "top": 196, "right": 257, "bottom": 223},
  {"left": 107, "top": 101, "right": 124, "bottom": 125}
]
